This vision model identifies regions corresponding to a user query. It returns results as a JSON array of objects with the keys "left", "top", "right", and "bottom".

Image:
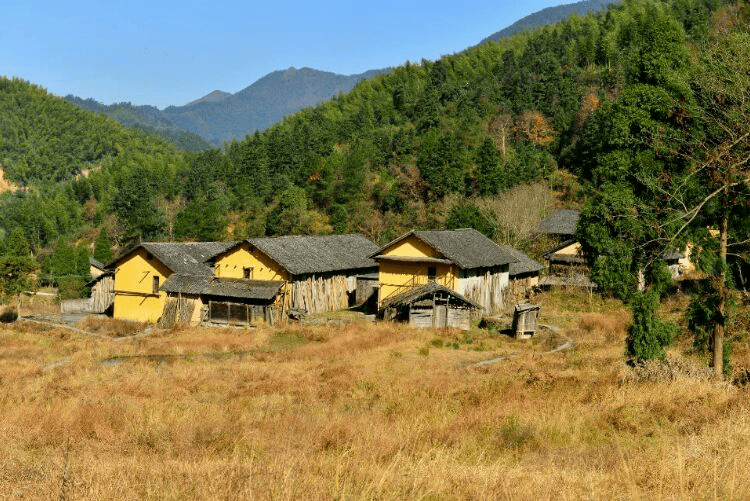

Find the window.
[
  {"left": 152, "top": 275, "right": 160, "bottom": 294},
  {"left": 243, "top": 267, "right": 253, "bottom": 279},
  {"left": 427, "top": 266, "right": 437, "bottom": 282}
]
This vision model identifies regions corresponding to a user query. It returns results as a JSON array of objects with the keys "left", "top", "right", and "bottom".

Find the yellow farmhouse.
[
  {"left": 213, "top": 234, "right": 379, "bottom": 314},
  {"left": 110, "top": 242, "right": 234, "bottom": 323},
  {"left": 372, "top": 228, "right": 517, "bottom": 315}
]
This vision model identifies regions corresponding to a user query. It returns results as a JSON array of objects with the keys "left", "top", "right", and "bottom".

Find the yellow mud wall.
[
  {"left": 89, "top": 265, "right": 103, "bottom": 279},
  {"left": 679, "top": 244, "right": 697, "bottom": 274},
  {"left": 378, "top": 260, "right": 456, "bottom": 306},
  {"left": 554, "top": 241, "right": 582, "bottom": 257},
  {"left": 214, "top": 243, "right": 289, "bottom": 308},
  {"left": 381, "top": 235, "right": 442, "bottom": 258},
  {"left": 214, "top": 243, "right": 290, "bottom": 282},
  {"left": 113, "top": 248, "right": 172, "bottom": 323}
]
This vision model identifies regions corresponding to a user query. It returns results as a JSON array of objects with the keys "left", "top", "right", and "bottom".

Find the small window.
[
  {"left": 152, "top": 275, "right": 160, "bottom": 294},
  {"left": 243, "top": 267, "right": 253, "bottom": 279},
  {"left": 427, "top": 266, "right": 437, "bottom": 282}
]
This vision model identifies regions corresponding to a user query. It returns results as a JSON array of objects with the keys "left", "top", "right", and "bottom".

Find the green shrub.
[{"left": 626, "top": 292, "right": 676, "bottom": 362}]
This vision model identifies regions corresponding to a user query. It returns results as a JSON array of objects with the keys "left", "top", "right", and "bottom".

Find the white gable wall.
[{"left": 457, "top": 265, "right": 509, "bottom": 315}]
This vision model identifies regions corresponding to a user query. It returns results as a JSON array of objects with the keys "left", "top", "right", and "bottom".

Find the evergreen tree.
[
  {"left": 93, "top": 227, "right": 113, "bottom": 264},
  {"left": 0, "top": 227, "right": 38, "bottom": 299},
  {"left": 475, "top": 138, "right": 503, "bottom": 195},
  {"left": 626, "top": 291, "right": 677, "bottom": 362},
  {"left": 445, "top": 202, "right": 497, "bottom": 239}
]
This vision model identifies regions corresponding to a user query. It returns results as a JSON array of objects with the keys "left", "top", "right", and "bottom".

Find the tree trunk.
[
  {"left": 713, "top": 213, "right": 728, "bottom": 380},
  {"left": 636, "top": 266, "right": 646, "bottom": 292}
]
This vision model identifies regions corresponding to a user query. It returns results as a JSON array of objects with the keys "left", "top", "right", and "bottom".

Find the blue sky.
[{"left": 3, "top": 0, "right": 571, "bottom": 109}]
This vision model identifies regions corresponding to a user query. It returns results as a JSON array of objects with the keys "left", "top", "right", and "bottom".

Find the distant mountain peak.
[
  {"left": 479, "top": 0, "right": 619, "bottom": 44},
  {"left": 185, "top": 90, "right": 231, "bottom": 107}
]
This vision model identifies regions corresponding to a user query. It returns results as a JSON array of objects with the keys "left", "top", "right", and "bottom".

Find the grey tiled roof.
[
  {"left": 110, "top": 241, "right": 236, "bottom": 276},
  {"left": 380, "top": 282, "right": 481, "bottom": 310},
  {"left": 247, "top": 234, "right": 379, "bottom": 276},
  {"left": 161, "top": 274, "right": 284, "bottom": 301},
  {"left": 373, "top": 229, "right": 517, "bottom": 270},
  {"left": 498, "top": 245, "right": 544, "bottom": 277},
  {"left": 89, "top": 257, "right": 106, "bottom": 270},
  {"left": 532, "top": 209, "right": 580, "bottom": 236}
]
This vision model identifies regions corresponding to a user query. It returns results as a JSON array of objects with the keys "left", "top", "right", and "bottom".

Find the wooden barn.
[
  {"left": 372, "top": 229, "right": 517, "bottom": 316},
  {"left": 381, "top": 282, "right": 481, "bottom": 331},
  {"left": 159, "top": 273, "right": 284, "bottom": 327},
  {"left": 542, "top": 239, "right": 588, "bottom": 275},
  {"left": 532, "top": 209, "right": 593, "bottom": 283},
  {"left": 212, "top": 234, "right": 379, "bottom": 315},
  {"left": 108, "top": 241, "right": 235, "bottom": 323},
  {"left": 60, "top": 270, "right": 114, "bottom": 314},
  {"left": 499, "top": 245, "right": 544, "bottom": 302},
  {"left": 532, "top": 209, "right": 580, "bottom": 240}
]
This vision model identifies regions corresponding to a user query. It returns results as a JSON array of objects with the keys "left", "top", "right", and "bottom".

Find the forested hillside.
[
  {"left": 63, "top": 96, "right": 212, "bottom": 152},
  {"left": 479, "top": 0, "right": 619, "bottom": 43},
  {"left": 0, "top": 0, "right": 734, "bottom": 268},
  {"left": 0, "top": 78, "right": 185, "bottom": 251}
]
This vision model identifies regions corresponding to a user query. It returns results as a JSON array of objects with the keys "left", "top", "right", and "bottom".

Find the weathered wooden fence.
[
  {"left": 290, "top": 275, "right": 350, "bottom": 314},
  {"left": 207, "top": 301, "right": 278, "bottom": 326}
]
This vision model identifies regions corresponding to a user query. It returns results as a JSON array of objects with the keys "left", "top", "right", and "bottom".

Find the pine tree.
[
  {"left": 93, "top": 227, "right": 113, "bottom": 264},
  {"left": 0, "top": 227, "right": 38, "bottom": 299}
]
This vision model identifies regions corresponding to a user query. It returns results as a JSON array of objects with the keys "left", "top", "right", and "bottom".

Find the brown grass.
[{"left": 1, "top": 291, "right": 750, "bottom": 499}]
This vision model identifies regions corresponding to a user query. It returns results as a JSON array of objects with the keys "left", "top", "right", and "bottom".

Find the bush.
[
  {"left": 626, "top": 292, "right": 676, "bottom": 362},
  {"left": 57, "top": 276, "right": 87, "bottom": 300}
]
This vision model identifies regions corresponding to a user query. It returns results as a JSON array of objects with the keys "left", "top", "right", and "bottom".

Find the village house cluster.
[
  {"left": 79, "top": 209, "right": 698, "bottom": 330},
  {"left": 82, "top": 229, "right": 546, "bottom": 331}
]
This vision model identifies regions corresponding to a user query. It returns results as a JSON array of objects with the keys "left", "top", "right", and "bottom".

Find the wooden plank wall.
[
  {"left": 291, "top": 275, "right": 349, "bottom": 314},
  {"left": 158, "top": 297, "right": 197, "bottom": 328},
  {"left": 90, "top": 275, "right": 114, "bottom": 313},
  {"left": 463, "top": 272, "right": 506, "bottom": 315},
  {"left": 446, "top": 307, "right": 471, "bottom": 330}
]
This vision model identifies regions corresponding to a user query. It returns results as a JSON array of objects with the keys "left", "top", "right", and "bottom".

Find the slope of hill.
[
  {"left": 479, "top": 0, "right": 619, "bottom": 43},
  {"left": 63, "top": 96, "right": 212, "bottom": 151},
  {"left": 162, "top": 67, "right": 389, "bottom": 144},
  {"left": 0, "top": 77, "right": 187, "bottom": 248},
  {"left": 185, "top": 90, "right": 231, "bottom": 107},
  {"left": 0, "top": 0, "right": 727, "bottom": 257}
]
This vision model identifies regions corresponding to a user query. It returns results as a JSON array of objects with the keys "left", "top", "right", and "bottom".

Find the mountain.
[
  {"left": 479, "top": 0, "right": 619, "bottom": 44},
  {"left": 63, "top": 96, "right": 212, "bottom": 152},
  {"left": 162, "top": 67, "right": 389, "bottom": 145},
  {"left": 65, "top": 67, "right": 388, "bottom": 146},
  {"left": 185, "top": 90, "right": 231, "bottom": 107}
]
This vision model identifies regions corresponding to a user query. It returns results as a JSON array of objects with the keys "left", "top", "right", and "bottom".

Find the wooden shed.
[
  {"left": 381, "top": 282, "right": 481, "bottom": 331},
  {"left": 499, "top": 245, "right": 544, "bottom": 303},
  {"left": 87, "top": 270, "right": 114, "bottom": 313},
  {"left": 512, "top": 303, "right": 540, "bottom": 339},
  {"left": 355, "top": 272, "right": 379, "bottom": 312},
  {"left": 159, "top": 273, "right": 284, "bottom": 327}
]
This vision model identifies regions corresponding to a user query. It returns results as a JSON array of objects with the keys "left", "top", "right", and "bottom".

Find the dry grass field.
[{"left": 2, "top": 290, "right": 750, "bottom": 500}]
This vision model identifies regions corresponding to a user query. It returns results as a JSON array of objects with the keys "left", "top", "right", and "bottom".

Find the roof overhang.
[{"left": 373, "top": 255, "right": 454, "bottom": 265}]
